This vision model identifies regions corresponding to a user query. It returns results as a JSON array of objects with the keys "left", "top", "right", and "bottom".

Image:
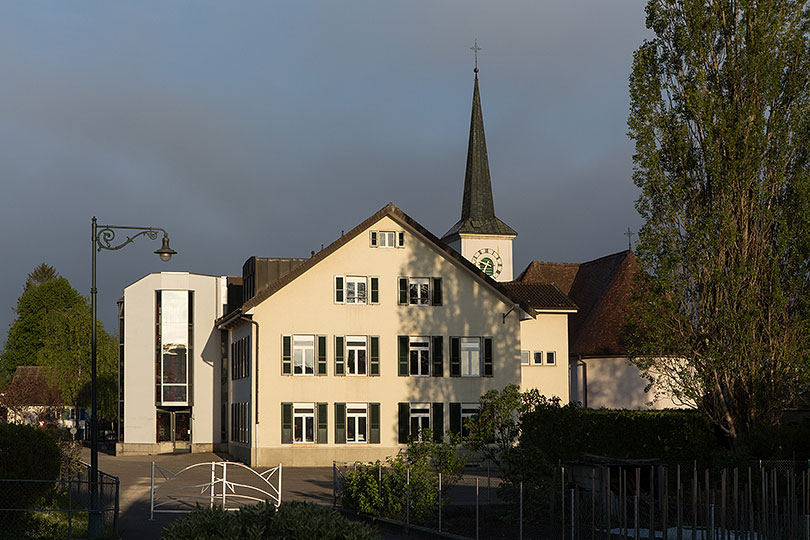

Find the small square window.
[
  {"left": 546, "top": 351, "right": 556, "bottom": 365},
  {"left": 521, "top": 350, "right": 530, "bottom": 365},
  {"left": 533, "top": 352, "right": 543, "bottom": 365}
]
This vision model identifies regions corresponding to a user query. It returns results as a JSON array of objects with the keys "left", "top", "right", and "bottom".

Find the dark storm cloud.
[{"left": 0, "top": 1, "right": 650, "bottom": 339}]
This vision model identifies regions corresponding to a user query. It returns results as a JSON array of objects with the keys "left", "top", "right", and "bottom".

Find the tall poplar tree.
[{"left": 626, "top": 0, "right": 810, "bottom": 441}]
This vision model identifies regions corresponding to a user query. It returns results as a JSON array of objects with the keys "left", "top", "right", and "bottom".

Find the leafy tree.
[
  {"left": 1, "top": 276, "right": 85, "bottom": 382},
  {"left": 626, "top": 0, "right": 810, "bottom": 442},
  {"left": 37, "top": 304, "right": 118, "bottom": 421},
  {"left": 24, "top": 263, "right": 59, "bottom": 291}
]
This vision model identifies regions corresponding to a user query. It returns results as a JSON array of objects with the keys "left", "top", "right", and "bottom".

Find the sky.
[{"left": 0, "top": 1, "right": 651, "bottom": 341}]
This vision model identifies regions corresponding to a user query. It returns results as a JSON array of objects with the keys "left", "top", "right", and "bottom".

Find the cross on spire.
[
  {"left": 470, "top": 39, "right": 482, "bottom": 73},
  {"left": 624, "top": 228, "right": 634, "bottom": 251}
]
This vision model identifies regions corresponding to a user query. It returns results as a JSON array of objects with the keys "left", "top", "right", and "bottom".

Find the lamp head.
[{"left": 154, "top": 236, "right": 177, "bottom": 262}]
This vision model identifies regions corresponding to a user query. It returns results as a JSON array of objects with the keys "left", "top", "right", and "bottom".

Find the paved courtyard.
[{"left": 80, "top": 448, "right": 374, "bottom": 540}]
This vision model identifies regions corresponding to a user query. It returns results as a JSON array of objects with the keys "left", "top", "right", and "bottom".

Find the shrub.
[
  {"left": 161, "top": 501, "right": 378, "bottom": 540},
  {"left": 0, "top": 423, "right": 62, "bottom": 522}
]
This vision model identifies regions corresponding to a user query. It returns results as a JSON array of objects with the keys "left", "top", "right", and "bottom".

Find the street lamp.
[{"left": 89, "top": 217, "right": 176, "bottom": 537}]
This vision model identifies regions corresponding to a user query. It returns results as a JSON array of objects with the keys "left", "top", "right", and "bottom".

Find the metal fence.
[
  {"left": 0, "top": 461, "right": 119, "bottom": 540},
  {"left": 334, "top": 460, "right": 810, "bottom": 540}
]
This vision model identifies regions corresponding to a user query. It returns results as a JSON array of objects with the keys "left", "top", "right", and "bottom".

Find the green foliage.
[
  {"left": 0, "top": 424, "right": 62, "bottom": 523},
  {"left": 627, "top": 0, "right": 810, "bottom": 440},
  {"left": 24, "top": 263, "right": 59, "bottom": 292},
  {"left": 161, "top": 501, "right": 379, "bottom": 540},
  {"left": 341, "top": 431, "right": 468, "bottom": 523},
  {"left": 1, "top": 276, "right": 85, "bottom": 382}
]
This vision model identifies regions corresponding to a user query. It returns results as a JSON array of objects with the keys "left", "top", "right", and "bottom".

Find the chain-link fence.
[
  {"left": 334, "top": 460, "right": 810, "bottom": 540},
  {"left": 0, "top": 461, "right": 119, "bottom": 539}
]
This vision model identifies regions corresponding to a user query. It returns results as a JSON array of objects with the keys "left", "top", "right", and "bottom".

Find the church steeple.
[{"left": 443, "top": 68, "right": 517, "bottom": 241}]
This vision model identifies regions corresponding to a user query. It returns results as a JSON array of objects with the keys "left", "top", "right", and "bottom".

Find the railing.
[
  {"left": 150, "top": 460, "right": 282, "bottom": 519},
  {"left": 0, "top": 461, "right": 119, "bottom": 540}
]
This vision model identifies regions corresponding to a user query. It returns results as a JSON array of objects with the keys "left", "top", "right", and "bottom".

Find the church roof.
[
  {"left": 516, "top": 250, "right": 639, "bottom": 356},
  {"left": 443, "top": 73, "right": 517, "bottom": 240}
]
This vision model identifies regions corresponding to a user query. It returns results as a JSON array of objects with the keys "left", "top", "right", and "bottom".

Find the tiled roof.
[
  {"left": 500, "top": 282, "right": 577, "bottom": 311},
  {"left": 516, "top": 250, "right": 639, "bottom": 356},
  {"left": 442, "top": 73, "right": 516, "bottom": 240},
  {"left": 221, "top": 203, "right": 536, "bottom": 323},
  {"left": 2, "top": 366, "right": 63, "bottom": 406}
]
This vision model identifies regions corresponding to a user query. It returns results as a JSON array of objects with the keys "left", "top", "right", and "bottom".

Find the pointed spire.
[{"left": 443, "top": 68, "right": 517, "bottom": 240}]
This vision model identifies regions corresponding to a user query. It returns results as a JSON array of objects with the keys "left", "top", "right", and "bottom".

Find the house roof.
[
  {"left": 516, "top": 250, "right": 639, "bottom": 356},
  {"left": 499, "top": 282, "right": 577, "bottom": 311},
  {"left": 442, "top": 72, "right": 516, "bottom": 240},
  {"left": 218, "top": 202, "right": 535, "bottom": 325},
  {"left": 2, "top": 366, "right": 63, "bottom": 407}
]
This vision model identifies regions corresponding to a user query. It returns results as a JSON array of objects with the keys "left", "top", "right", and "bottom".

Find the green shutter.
[
  {"left": 370, "top": 277, "right": 379, "bottom": 303},
  {"left": 398, "top": 403, "right": 410, "bottom": 444},
  {"left": 369, "top": 403, "right": 380, "bottom": 444},
  {"left": 282, "top": 335, "right": 292, "bottom": 375},
  {"left": 281, "top": 403, "right": 292, "bottom": 444},
  {"left": 334, "top": 276, "right": 344, "bottom": 303},
  {"left": 449, "top": 403, "right": 462, "bottom": 435},
  {"left": 370, "top": 336, "right": 380, "bottom": 376},
  {"left": 398, "top": 336, "right": 409, "bottom": 376},
  {"left": 431, "top": 336, "right": 443, "bottom": 377},
  {"left": 370, "top": 231, "right": 378, "bottom": 247},
  {"left": 335, "top": 336, "right": 345, "bottom": 376},
  {"left": 432, "top": 403, "right": 444, "bottom": 442},
  {"left": 450, "top": 337, "right": 461, "bottom": 377},
  {"left": 432, "top": 278, "right": 442, "bottom": 306},
  {"left": 334, "top": 402, "right": 346, "bottom": 444},
  {"left": 317, "top": 335, "right": 327, "bottom": 375},
  {"left": 398, "top": 277, "right": 408, "bottom": 305},
  {"left": 317, "top": 402, "right": 328, "bottom": 444},
  {"left": 483, "top": 338, "right": 493, "bottom": 377}
]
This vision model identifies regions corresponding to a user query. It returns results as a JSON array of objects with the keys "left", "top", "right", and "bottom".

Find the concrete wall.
[
  {"left": 241, "top": 215, "right": 522, "bottom": 466},
  {"left": 570, "top": 356, "right": 684, "bottom": 409},
  {"left": 121, "top": 272, "right": 225, "bottom": 451},
  {"left": 519, "top": 313, "right": 570, "bottom": 402}
]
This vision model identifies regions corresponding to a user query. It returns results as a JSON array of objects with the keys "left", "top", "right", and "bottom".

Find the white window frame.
[
  {"left": 293, "top": 335, "right": 315, "bottom": 376},
  {"left": 346, "top": 403, "right": 368, "bottom": 443},
  {"left": 409, "top": 403, "right": 431, "bottom": 442},
  {"left": 533, "top": 351, "right": 544, "bottom": 365},
  {"left": 460, "top": 337, "right": 482, "bottom": 377},
  {"left": 346, "top": 276, "right": 368, "bottom": 304},
  {"left": 409, "top": 278, "right": 430, "bottom": 306},
  {"left": 521, "top": 350, "right": 530, "bottom": 365},
  {"left": 461, "top": 403, "right": 479, "bottom": 438},
  {"left": 546, "top": 351, "right": 557, "bottom": 365},
  {"left": 293, "top": 403, "right": 315, "bottom": 443},
  {"left": 347, "top": 336, "right": 368, "bottom": 376},
  {"left": 379, "top": 231, "right": 396, "bottom": 248},
  {"left": 409, "top": 337, "right": 430, "bottom": 376}
]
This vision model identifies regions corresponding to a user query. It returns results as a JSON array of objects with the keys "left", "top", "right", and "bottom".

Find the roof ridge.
[{"left": 578, "top": 249, "right": 632, "bottom": 267}]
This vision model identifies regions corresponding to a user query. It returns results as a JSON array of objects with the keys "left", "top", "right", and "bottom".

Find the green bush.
[
  {"left": 161, "top": 501, "right": 378, "bottom": 540},
  {"left": 0, "top": 423, "right": 62, "bottom": 522}
]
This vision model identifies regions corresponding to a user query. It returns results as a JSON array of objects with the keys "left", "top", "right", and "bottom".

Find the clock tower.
[{"left": 442, "top": 66, "right": 517, "bottom": 282}]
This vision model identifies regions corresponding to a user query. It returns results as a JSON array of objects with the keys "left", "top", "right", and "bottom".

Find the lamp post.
[{"left": 89, "top": 217, "right": 176, "bottom": 537}]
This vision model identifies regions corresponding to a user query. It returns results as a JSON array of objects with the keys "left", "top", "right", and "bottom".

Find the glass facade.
[{"left": 155, "top": 290, "right": 193, "bottom": 406}]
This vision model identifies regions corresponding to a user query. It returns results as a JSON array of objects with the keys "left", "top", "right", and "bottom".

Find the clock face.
[{"left": 471, "top": 248, "right": 503, "bottom": 278}]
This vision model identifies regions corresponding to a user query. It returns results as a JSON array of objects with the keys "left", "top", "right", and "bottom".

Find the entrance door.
[{"left": 156, "top": 409, "right": 192, "bottom": 453}]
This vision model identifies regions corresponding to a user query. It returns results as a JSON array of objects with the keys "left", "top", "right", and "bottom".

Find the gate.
[{"left": 150, "top": 461, "right": 281, "bottom": 519}]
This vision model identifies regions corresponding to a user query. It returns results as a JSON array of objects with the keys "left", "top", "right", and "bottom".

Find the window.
[
  {"left": 398, "top": 277, "right": 442, "bottom": 306},
  {"left": 231, "top": 336, "right": 250, "bottom": 380},
  {"left": 533, "top": 351, "right": 544, "bottom": 365},
  {"left": 346, "top": 277, "right": 367, "bottom": 304},
  {"left": 335, "top": 276, "right": 378, "bottom": 304},
  {"left": 461, "top": 403, "right": 479, "bottom": 438},
  {"left": 293, "top": 403, "right": 315, "bottom": 443},
  {"left": 460, "top": 337, "right": 481, "bottom": 377},
  {"left": 347, "top": 336, "right": 367, "bottom": 376},
  {"left": 521, "top": 350, "right": 530, "bottom": 365},
  {"left": 346, "top": 403, "right": 367, "bottom": 443},
  {"left": 409, "top": 337, "right": 430, "bottom": 376},
  {"left": 546, "top": 351, "right": 557, "bottom": 365},
  {"left": 155, "top": 290, "right": 192, "bottom": 406},
  {"left": 409, "top": 403, "right": 431, "bottom": 441},
  {"left": 230, "top": 402, "right": 249, "bottom": 444},
  {"left": 293, "top": 335, "right": 315, "bottom": 375},
  {"left": 371, "top": 230, "right": 403, "bottom": 248}
]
